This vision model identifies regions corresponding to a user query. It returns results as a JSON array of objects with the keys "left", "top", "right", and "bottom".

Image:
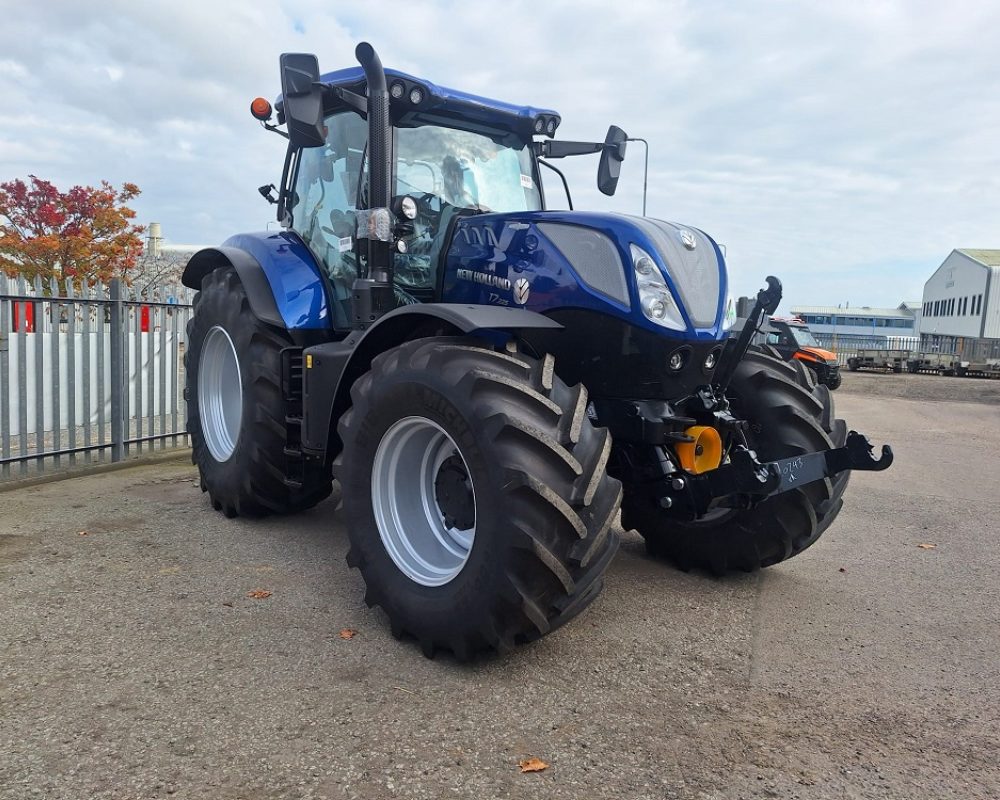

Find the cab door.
[{"left": 289, "top": 111, "right": 368, "bottom": 329}]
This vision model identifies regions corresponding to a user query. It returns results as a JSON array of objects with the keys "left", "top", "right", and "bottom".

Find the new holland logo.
[
  {"left": 456, "top": 268, "right": 511, "bottom": 291},
  {"left": 679, "top": 229, "right": 697, "bottom": 250},
  {"left": 513, "top": 277, "right": 531, "bottom": 305}
]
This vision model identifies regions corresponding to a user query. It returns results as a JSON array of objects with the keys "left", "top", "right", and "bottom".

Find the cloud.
[{"left": 1, "top": 0, "right": 999, "bottom": 307}]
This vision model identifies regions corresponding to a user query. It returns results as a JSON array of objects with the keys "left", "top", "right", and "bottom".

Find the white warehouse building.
[{"left": 919, "top": 249, "right": 1000, "bottom": 364}]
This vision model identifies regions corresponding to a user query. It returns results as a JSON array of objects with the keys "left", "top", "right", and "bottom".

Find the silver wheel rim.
[
  {"left": 198, "top": 325, "right": 243, "bottom": 462},
  {"left": 371, "top": 416, "right": 476, "bottom": 586}
]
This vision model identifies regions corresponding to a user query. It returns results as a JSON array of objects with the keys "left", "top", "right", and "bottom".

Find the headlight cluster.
[
  {"left": 533, "top": 115, "right": 560, "bottom": 137},
  {"left": 389, "top": 80, "right": 426, "bottom": 106},
  {"left": 630, "top": 244, "right": 685, "bottom": 331}
]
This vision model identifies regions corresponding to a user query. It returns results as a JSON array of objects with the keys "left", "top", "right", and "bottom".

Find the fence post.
[
  {"left": 0, "top": 275, "right": 9, "bottom": 479},
  {"left": 110, "top": 278, "right": 125, "bottom": 462}
]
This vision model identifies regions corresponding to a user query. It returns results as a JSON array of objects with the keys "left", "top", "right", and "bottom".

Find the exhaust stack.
[{"left": 351, "top": 41, "right": 394, "bottom": 327}]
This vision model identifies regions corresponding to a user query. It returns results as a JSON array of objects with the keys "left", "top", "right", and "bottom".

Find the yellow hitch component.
[{"left": 675, "top": 426, "right": 723, "bottom": 474}]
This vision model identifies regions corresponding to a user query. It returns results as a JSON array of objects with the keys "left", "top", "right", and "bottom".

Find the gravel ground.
[
  {"left": 838, "top": 368, "right": 1000, "bottom": 404},
  {"left": 1, "top": 384, "right": 998, "bottom": 799}
]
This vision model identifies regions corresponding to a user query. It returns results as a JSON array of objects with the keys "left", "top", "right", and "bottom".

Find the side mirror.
[
  {"left": 279, "top": 53, "right": 325, "bottom": 148},
  {"left": 597, "top": 125, "right": 628, "bottom": 196}
]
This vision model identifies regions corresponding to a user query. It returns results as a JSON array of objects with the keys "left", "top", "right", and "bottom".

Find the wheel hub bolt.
[{"left": 671, "top": 477, "right": 686, "bottom": 491}]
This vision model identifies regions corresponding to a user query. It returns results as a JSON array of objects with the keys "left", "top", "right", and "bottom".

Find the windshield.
[
  {"left": 790, "top": 326, "right": 820, "bottom": 347},
  {"left": 393, "top": 126, "right": 541, "bottom": 293}
]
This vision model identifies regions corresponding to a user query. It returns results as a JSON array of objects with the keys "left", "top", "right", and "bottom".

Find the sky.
[{"left": 1, "top": 0, "right": 998, "bottom": 310}]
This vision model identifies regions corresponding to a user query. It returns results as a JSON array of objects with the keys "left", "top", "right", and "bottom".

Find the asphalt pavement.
[{"left": 1, "top": 375, "right": 998, "bottom": 799}]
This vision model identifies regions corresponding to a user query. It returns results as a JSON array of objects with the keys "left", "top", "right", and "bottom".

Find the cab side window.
[{"left": 290, "top": 112, "right": 367, "bottom": 327}]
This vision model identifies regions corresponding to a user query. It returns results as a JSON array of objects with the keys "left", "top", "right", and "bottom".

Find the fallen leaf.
[
  {"left": 838, "top": 567, "right": 847, "bottom": 573},
  {"left": 916, "top": 543, "right": 937, "bottom": 550},
  {"left": 222, "top": 601, "right": 234, "bottom": 608},
  {"left": 77, "top": 531, "right": 89, "bottom": 536},
  {"left": 339, "top": 628, "right": 357, "bottom": 640},
  {"left": 246, "top": 589, "right": 273, "bottom": 599},
  {"left": 518, "top": 758, "right": 549, "bottom": 773}
]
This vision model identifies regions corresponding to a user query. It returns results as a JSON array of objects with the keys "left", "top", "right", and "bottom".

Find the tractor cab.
[
  {"left": 287, "top": 104, "right": 545, "bottom": 325},
  {"left": 764, "top": 316, "right": 842, "bottom": 389},
  {"left": 260, "top": 54, "right": 628, "bottom": 332}
]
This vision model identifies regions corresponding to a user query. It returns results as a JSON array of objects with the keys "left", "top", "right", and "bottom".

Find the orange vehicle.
[{"left": 763, "top": 317, "right": 842, "bottom": 389}]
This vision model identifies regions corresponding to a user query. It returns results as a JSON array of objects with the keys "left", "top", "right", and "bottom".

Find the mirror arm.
[
  {"left": 331, "top": 85, "right": 368, "bottom": 117},
  {"left": 535, "top": 140, "right": 605, "bottom": 159},
  {"left": 625, "top": 137, "right": 648, "bottom": 216},
  {"left": 260, "top": 121, "right": 289, "bottom": 140}
]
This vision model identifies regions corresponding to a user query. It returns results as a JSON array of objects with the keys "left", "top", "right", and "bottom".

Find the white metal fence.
[
  {"left": 810, "top": 334, "right": 920, "bottom": 364},
  {"left": 0, "top": 274, "right": 195, "bottom": 479}
]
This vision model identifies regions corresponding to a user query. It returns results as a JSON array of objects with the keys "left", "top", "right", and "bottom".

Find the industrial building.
[
  {"left": 788, "top": 303, "right": 919, "bottom": 338},
  {"left": 918, "top": 249, "right": 1000, "bottom": 366}
]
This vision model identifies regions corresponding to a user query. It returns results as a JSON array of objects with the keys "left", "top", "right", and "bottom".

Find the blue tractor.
[{"left": 183, "top": 43, "right": 892, "bottom": 659}]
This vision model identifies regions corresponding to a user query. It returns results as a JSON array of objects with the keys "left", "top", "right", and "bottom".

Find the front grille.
[{"left": 537, "top": 222, "right": 630, "bottom": 307}]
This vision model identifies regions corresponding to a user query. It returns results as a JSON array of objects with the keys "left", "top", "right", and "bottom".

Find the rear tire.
[
  {"left": 622, "top": 350, "right": 849, "bottom": 574},
  {"left": 335, "top": 337, "right": 622, "bottom": 660},
  {"left": 185, "top": 266, "right": 332, "bottom": 517}
]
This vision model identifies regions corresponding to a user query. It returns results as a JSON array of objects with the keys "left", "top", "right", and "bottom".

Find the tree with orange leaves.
[{"left": 0, "top": 176, "right": 145, "bottom": 283}]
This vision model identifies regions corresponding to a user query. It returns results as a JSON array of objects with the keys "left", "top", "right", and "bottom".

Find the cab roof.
[{"left": 280, "top": 66, "right": 561, "bottom": 148}]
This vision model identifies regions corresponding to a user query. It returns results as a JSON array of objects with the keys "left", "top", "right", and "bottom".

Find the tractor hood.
[
  {"left": 441, "top": 210, "right": 730, "bottom": 340},
  {"left": 800, "top": 346, "right": 838, "bottom": 363}
]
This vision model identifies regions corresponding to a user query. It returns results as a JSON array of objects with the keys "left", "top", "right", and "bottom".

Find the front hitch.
[{"left": 659, "top": 431, "right": 894, "bottom": 519}]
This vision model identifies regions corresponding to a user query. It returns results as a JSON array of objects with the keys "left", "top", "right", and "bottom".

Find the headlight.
[
  {"left": 722, "top": 294, "right": 737, "bottom": 331},
  {"left": 630, "top": 244, "right": 685, "bottom": 331}
]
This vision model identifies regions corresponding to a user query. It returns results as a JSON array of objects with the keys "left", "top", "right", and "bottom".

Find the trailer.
[
  {"left": 846, "top": 349, "right": 910, "bottom": 373},
  {"left": 905, "top": 353, "right": 960, "bottom": 375},
  {"left": 907, "top": 353, "right": 1000, "bottom": 378}
]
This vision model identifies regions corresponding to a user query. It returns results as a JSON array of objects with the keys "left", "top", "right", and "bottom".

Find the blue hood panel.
[{"left": 441, "top": 211, "right": 729, "bottom": 341}]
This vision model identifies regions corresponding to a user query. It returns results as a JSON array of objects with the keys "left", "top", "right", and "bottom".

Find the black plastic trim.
[{"left": 301, "top": 303, "right": 562, "bottom": 458}]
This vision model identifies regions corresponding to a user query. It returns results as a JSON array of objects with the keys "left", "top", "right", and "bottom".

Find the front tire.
[
  {"left": 335, "top": 338, "right": 622, "bottom": 660},
  {"left": 622, "top": 350, "right": 849, "bottom": 574},
  {"left": 186, "top": 266, "right": 332, "bottom": 517}
]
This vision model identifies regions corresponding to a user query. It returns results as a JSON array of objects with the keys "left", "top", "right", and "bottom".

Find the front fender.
[{"left": 301, "top": 303, "right": 562, "bottom": 460}]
